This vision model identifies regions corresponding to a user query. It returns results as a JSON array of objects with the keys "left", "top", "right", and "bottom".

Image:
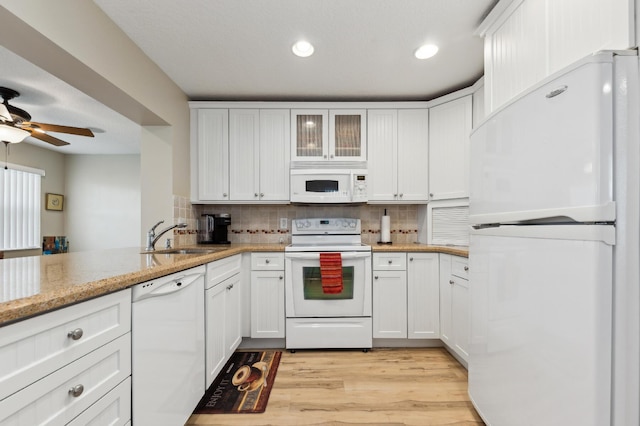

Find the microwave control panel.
[{"left": 352, "top": 173, "right": 368, "bottom": 202}]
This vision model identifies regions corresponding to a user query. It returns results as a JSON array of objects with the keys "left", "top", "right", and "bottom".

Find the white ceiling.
[
  {"left": 2, "top": 0, "right": 497, "bottom": 155},
  {"left": 95, "top": 0, "right": 497, "bottom": 101},
  {"left": 0, "top": 45, "right": 141, "bottom": 155}
]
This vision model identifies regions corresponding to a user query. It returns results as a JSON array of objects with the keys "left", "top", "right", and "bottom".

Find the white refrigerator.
[{"left": 468, "top": 51, "right": 640, "bottom": 426}]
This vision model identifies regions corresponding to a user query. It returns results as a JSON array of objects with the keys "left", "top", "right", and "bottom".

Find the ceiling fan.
[{"left": 0, "top": 86, "right": 94, "bottom": 147}]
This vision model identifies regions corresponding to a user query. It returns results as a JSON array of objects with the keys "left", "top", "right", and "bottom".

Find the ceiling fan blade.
[
  {"left": 29, "top": 131, "right": 70, "bottom": 146},
  {"left": 23, "top": 122, "right": 94, "bottom": 137}
]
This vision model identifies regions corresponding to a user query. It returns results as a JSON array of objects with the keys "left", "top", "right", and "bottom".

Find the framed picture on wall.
[{"left": 45, "top": 193, "right": 64, "bottom": 211}]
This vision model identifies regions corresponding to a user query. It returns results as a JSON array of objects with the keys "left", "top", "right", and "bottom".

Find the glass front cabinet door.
[{"left": 291, "top": 109, "right": 366, "bottom": 162}]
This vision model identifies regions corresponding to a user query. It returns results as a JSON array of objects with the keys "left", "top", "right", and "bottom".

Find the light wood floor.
[{"left": 186, "top": 347, "right": 484, "bottom": 426}]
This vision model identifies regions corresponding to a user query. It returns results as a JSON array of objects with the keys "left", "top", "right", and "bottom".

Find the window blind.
[{"left": 0, "top": 166, "right": 44, "bottom": 250}]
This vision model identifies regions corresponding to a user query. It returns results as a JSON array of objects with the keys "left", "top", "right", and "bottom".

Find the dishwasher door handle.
[{"left": 132, "top": 272, "right": 204, "bottom": 302}]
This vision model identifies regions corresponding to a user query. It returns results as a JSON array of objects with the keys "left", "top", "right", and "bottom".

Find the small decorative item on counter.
[{"left": 43, "top": 236, "right": 69, "bottom": 254}]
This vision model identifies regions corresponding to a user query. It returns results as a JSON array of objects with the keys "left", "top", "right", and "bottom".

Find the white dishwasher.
[{"left": 132, "top": 265, "right": 205, "bottom": 426}]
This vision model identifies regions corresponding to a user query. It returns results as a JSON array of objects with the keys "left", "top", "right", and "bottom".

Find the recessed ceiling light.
[
  {"left": 414, "top": 44, "right": 439, "bottom": 60},
  {"left": 292, "top": 40, "right": 314, "bottom": 58}
]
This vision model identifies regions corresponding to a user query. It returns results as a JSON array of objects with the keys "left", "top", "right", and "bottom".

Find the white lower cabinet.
[
  {"left": 373, "top": 269, "right": 408, "bottom": 338},
  {"left": 372, "top": 252, "right": 439, "bottom": 340},
  {"left": 250, "top": 253, "right": 285, "bottom": 338},
  {"left": 67, "top": 377, "right": 131, "bottom": 426},
  {"left": 407, "top": 253, "right": 440, "bottom": 338},
  {"left": 439, "top": 254, "right": 469, "bottom": 363},
  {"left": 0, "top": 332, "right": 131, "bottom": 425},
  {"left": 0, "top": 289, "right": 131, "bottom": 425},
  {"left": 205, "top": 255, "right": 242, "bottom": 388}
]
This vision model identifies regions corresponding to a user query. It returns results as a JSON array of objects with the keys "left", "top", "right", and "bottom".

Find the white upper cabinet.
[
  {"left": 291, "top": 109, "right": 366, "bottom": 162},
  {"left": 480, "top": 0, "right": 635, "bottom": 113},
  {"left": 192, "top": 109, "right": 229, "bottom": 201},
  {"left": 259, "top": 110, "right": 291, "bottom": 201},
  {"left": 367, "top": 109, "right": 429, "bottom": 203},
  {"left": 229, "top": 109, "right": 290, "bottom": 202},
  {"left": 428, "top": 95, "right": 472, "bottom": 201},
  {"left": 191, "top": 107, "right": 289, "bottom": 203}
]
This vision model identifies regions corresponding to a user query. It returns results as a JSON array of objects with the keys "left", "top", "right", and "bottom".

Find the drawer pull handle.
[
  {"left": 449, "top": 280, "right": 455, "bottom": 285},
  {"left": 67, "top": 328, "right": 84, "bottom": 340},
  {"left": 464, "top": 266, "right": 469, "bottom": 271},
  {"left": 68, "top": 384, "right": 84, "bottom": 397}
]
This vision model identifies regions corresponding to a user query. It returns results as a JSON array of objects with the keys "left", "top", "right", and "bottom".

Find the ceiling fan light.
[
  {"left": 292, "top": 40, "right": 314, "bottom": 58},
  {"left": 414, "top": 44, "right": 439, "bottom": 60},
  {"left": 0, "top": 124, "right": 29, "bottom": 143}
]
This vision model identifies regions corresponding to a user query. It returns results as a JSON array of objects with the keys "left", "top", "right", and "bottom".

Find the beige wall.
[
  {"left": 0, "top": 0, "right": 191, "bottom": 245},
  {"left": 2, "top": 142, "right": 65, "bottom": 258},
  {"left": 65, "top": 155, "right": 141, "bottom": 252}
]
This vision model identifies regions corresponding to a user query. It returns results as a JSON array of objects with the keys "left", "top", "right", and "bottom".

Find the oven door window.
[{"left": 302, "top": 266, "right": 354, "bottom": 300}]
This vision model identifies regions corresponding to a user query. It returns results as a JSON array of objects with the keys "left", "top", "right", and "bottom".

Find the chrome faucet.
[{"left": 145, "top": 220, "right": 187, "bottom": 251}]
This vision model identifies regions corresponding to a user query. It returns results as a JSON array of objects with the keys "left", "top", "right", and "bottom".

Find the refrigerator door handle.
[
  {"left": 545, "top": 85, "right": 568, "bottom": 98},
  {"left": 470, "top": 224, "right": 615, "bottom": 245}
]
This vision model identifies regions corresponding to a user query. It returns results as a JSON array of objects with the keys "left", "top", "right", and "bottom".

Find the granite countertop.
[{"left": 0, "top": 243, "right": 467, "bottom": 327}]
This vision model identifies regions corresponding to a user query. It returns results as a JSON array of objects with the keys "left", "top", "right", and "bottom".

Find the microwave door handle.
[{"left": 285, "top": 252, "right": 370, "bottom": 260}]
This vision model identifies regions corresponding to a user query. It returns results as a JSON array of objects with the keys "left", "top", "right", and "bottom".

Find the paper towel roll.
[{"left": 380, "top": 215, "right": 391, "bottom": 243}]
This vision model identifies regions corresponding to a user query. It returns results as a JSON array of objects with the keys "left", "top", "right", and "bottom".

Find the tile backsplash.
[{"left": 173, "top": 196, "right": 421, "bottom": 246}]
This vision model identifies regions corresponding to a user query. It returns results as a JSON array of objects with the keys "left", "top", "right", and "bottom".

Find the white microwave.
[{"left": 290, "top": 169, "right": 368, "bottom": 203}]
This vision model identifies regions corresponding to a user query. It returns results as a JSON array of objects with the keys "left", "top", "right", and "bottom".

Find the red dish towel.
[{"left": 319, "top": 252, "right": 343, "bottom": 294}]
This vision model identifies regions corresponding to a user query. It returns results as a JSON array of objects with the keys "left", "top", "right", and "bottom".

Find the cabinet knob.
[
  {"left": 68, "top": 384, "right": 84, "bottom": 398},
  {"left": 409, "top": 257, "right": 414, "bottom": 261},
  {"left": 393, "top": 193, "right": 398, "bottom": 197},
  {"left": 449, "top": 280, "right": 455, "bottom": 285},
  {"left": 399, "top": 193, "right": 403, "bottom": 198},
  {"left": 260, "top": 193, "right": 264, "bottom": 197},
  {"left": 429, "top": 193, "right": 434, "bottom": 197},
  {"left": 374, "top": 275, "right": 379, "bottom": 280},
  {"left": 330, "top": 154, "right": 334, "bottom": 159},
  {"left": 279, "top": 276, "right": 283, "bottom": 280},
  {"left": 226, "top": 284, "right": 234, "bottom": 290},
  {"left": 223, "top": 193, "right": 228, "bottom": 197},
  {"left": 255, "top": 193, "right": 259, "bottom": 197},
  {"left": 265, "top": 259, "right": 270, "bottom": 264},
  {"left": 323, "top": 155, "right": 328, "bottom": 159},
  {"left": 464, "top": 266, "right": 469, "bottom": 271},
  {"left": 67, "top": 328, "right": 84, "bottom": 341},
  {"left": 388, "top": 260, "right": 392, "bottom": 264}
]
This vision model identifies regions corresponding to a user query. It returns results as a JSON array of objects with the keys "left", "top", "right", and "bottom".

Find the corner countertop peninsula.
[{"left": 0, "top": 243, "right": 468, "bottom": 327}]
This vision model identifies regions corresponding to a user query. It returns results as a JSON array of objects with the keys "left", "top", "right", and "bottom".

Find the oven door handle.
[{"left": 285, "top": 252, "right": 371, "bottom": 260}]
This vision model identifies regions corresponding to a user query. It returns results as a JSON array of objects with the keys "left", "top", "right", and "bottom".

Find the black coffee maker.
[{"left": 198, "top": 213, "right": 231, "bottom": 244}]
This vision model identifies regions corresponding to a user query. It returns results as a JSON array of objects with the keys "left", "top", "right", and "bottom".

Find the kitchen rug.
[{"left": 193, "top": 350, "right": 282, "bottom": 414}]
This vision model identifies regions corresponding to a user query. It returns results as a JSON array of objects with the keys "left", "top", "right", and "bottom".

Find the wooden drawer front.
[
  {"left": 0, "top": 289, "right": 131, "bottom": 401},
  {"left": 67, "top": 376, "right": 131, "bottom": 426},
  {"left": 372, "top": 253, "right": 406, "bottom": 271},
  {"left": 206, "top": 255, "right": 241, "bottom": 289},
  {"left": 251, "top": 252, "right": 284, "bottom": 270},
  {"left": 0, "top": 333, "right": 131, "bottom": 425},
  {"left": 451, "top": 256, "right": 469, "bottom": 280}
]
